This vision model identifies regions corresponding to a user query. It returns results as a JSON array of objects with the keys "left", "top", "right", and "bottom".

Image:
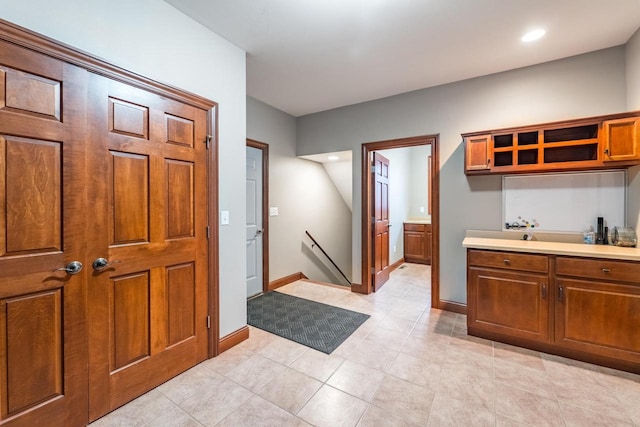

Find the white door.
[{"left": 246, "top": 146, "right": 264, "bottom": 297}]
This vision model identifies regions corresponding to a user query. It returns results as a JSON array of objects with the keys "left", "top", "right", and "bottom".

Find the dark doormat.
[{"left": 247, "top": 291, "right": 370, "bottom": 354}]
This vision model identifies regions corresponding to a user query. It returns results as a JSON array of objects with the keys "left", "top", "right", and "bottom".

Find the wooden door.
[
  {"left": 0, "top": 41, "right": 87, "bottom": 426},
  {"left": 246, "top": 146, "right": 264, "bottom": 297},
  {"left": 372, "top": 152, "right": 390, "bottom": 291},
  {"left": 86, "top": 74, "right": 210, "bottom": 420}
]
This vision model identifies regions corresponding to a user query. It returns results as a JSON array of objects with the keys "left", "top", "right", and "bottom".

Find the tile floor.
[{"left": 91, "top": 263, "right": 640, "bottom": 426}]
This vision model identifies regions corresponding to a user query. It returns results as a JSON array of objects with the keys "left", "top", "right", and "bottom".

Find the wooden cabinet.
[
  {"left": 555, "top": 257, "right": 640, "bottom": 365},
  {"left": 403, "top": 223, "right": 431, "bottom": 264},
  {"left": 463, "top": 111, "right": 640, "bottom": 175},
  {"left": 467, "top": 250, "right": 550, "bottom": 342},
  {"left": 467, "top": 249, "right": 640, "bottom": 373},
  {"left": 464, "top": 134, "right": 491, "bottom": 171},
  {"left": 602, "top": 116, "right": 640, "bottom": 163}
]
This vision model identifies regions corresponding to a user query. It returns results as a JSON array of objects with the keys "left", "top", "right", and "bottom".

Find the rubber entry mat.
[{"left": 247, "top": 291, "right": 370, "bottom": 354}]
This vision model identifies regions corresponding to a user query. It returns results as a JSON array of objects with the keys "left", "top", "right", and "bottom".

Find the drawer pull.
[
  {"left": 503, "top": 259, "right": 511, "bottom": 265},
  {"left": 558, "top": 286, "right": 564, "bottom": 302},
  {"left": 541, "top": 284, "right": 547, "bottom": 299},
  {"left": 601, "top": 268, "right": 611, "bottom": 273}
]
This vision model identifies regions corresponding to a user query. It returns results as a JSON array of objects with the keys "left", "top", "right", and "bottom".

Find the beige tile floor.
[{"left": 91, "top": 263, "right": 640, "bottom": 426}]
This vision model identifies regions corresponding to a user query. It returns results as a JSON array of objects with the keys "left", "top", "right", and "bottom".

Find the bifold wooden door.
[
  {"left": 0, "top": 40, "right": 88, "bottom": 426},
  {"left": 86, "top": 74, "right": 210, "bottom": 421}
]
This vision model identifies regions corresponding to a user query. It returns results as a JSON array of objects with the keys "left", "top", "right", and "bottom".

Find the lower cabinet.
[
  {"left": 468, "top": 268, "right": 549, "bottom": 343},
  {"left": 404, "top": 223, "right": 431, "bottom": 264},
  {"left": 467, "top": 249, "right": 640, "bottom": 373}
]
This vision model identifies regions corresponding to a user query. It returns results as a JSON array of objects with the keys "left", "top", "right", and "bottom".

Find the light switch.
[
  {"left": 269, "top": 207, "right": 279, "bottom": 217},
  {"left": 220, "top": 210, "right": 229, "bottom": 225},
  {"left": 419, "top": 206, "right": 425, "bottom": 213}
]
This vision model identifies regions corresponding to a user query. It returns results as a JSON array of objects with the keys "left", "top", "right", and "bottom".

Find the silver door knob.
[
  {"left": 54, "top": 261, "right": 83, "bottom": 275},
  {"left": 256, "top": 229, "right": 263, "bottom": 235},
  {"left": 92, "top": 258, "right": 121, "bottom": 271}
]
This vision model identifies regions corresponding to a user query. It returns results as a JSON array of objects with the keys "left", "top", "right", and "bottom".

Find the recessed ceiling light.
[
  {"left": 327, "top": 155, "right": 339, "bottom": 161},
  {"left": 521, "top": 29, "right": 546, "bottom": 43}
]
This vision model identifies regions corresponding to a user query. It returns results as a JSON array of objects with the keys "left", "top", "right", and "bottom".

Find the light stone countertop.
[
  {"left": 462, "top": 237, "right": 640, "bottom": 261},
  {"left": 404, "top": 217, "right": 431, "bottom": 225}
]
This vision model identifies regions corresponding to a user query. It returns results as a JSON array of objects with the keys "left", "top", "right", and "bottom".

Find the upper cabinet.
[
  {"left": 602, "top": 116, "right": 640, "bottom": 162},
  {"left": 463, "top": 111, "right": 640, "bottom": 175}
]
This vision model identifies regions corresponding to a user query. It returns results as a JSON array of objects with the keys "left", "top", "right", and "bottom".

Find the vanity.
[
  {"left": 464, "top": 235, "right": 640, "bottom": 373},
  {"left": 404, "top": 219, "right": 432, "bottom": 264}
]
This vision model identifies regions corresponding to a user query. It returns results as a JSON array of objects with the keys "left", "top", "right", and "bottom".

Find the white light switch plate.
[
  {"left": 269, "top": 207, "right": 279, "bottom": 216},
  {"left": 220, "top": 210, "right": 229, "bottom": 225}
]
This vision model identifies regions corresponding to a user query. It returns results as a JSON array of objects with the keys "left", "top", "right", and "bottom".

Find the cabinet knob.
[
  {"left": 503, "top": 259, "right": 510, "bottom": 265},
  {"left": 604, "top": 148, "right": 609, "bottom": 156},
  {"left": 601, "top": 268, "right": 611, "bottom": 273}
]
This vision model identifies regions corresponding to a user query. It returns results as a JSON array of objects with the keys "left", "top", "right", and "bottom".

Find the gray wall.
[
  {"left": 409, "top": 145, "right": 432, "bottom": 218},
  {"left": 626, "top": 27, "right": 640, "bottom": 110},
  {"left": 247, "top": 97, "right": 352, "bottom": 284},
  {"left": 297, "top": 47, "right": 628, "bottom": 303},
  {"left": 626, "top": 28, "right": 640, "bottom": 232},
  {"left": 1, "top": 0, "right": 248, "bottom": 337}
]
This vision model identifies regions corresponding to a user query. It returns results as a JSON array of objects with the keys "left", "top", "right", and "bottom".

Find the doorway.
[
  {"left": 358, "top": 135, "right": 447, "bottom": 311},
  {"left": 246, "top": 139, "right": 269, "bottom": 297}
]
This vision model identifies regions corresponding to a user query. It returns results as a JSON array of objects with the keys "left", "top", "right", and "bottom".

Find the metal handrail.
[{"left": 305, "top": 230, "right": 352, "bottom": 286}]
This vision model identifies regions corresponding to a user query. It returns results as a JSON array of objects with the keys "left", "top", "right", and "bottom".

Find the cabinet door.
[
  {"left": 602, "top": 116, "right": 640, "bottom": 162},
  {"left": 465, "top": 134, "right": 491, "bottom": 172},
  {"left": 468, "top": 268, "right": 549, "bottom": 342},
  {"left": 555, "top": 278, "right": 640, "bottom": 364},
  {"left": 404, "top": 231, "right": 426, "bottom": 262}
]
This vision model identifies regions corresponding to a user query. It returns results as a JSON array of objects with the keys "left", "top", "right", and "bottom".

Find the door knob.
[
  {"left": 256, "top": 229, "right": 263, "bottom": 235},
  {"left": 53, "top": 261, "right": 83, "bottom": 275},
  {"left": 92, "top": 258, "right": 121, "bottom": 271}
]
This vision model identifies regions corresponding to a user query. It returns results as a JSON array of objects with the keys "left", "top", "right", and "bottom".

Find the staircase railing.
[{"left": 305, "top": 230, "right": 352, "bottom": 286}]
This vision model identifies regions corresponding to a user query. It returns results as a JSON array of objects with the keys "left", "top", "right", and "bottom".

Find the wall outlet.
[
  {"left": 393, "top": 245, "right": 397, "bottom": 253},
  {"left": 269, "top": 207, "right": 279, "bottom": 216},
  {"left": 419, "top": 206, "right": 425, "bottom": 213}
]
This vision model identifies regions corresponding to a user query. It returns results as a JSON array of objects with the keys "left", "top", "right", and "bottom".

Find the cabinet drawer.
[
  {"left": 556, "top": 257, "right": 640, "bottom": 284},
  {"left": 468, "top": 249, "right": 548, "bottom": 273},
  {"left": 404, "top": 223, "right": 425, "bottom": 232}
]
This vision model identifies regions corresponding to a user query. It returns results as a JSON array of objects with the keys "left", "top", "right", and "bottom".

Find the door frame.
[
  {"left": 208, "top": 107, "right": 220, "bottom": 358},
  {"left": 358, "top": 135, "right": 452, "bottom": 312},
  {"left": 246, "top": 139, "right": 270, "bottom": 294}
]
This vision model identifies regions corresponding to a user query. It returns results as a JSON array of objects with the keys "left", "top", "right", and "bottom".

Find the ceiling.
[{"left": 165, "top": 0, "right": 640, "bottom": 117}]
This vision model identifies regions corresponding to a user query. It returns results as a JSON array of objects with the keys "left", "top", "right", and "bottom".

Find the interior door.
[
  {"left": 246, "top": 146, "right": 264, "bottom": 297},
  {"left": 372, "top": 152, "right": 390, "bottom": 291},
  {"left": 0, "top": 42, "right": 87, "bottom": 426},
  {"left": 86, "top": 73, "right": 209, "bottom": 420}
]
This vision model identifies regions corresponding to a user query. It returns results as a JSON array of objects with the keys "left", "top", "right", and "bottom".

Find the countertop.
[
  {"left": 463, "top": 237, "right": 640, "bottom": 261},
  {"left": 404, "top": 217, "right": 431, "bottom": 225}
]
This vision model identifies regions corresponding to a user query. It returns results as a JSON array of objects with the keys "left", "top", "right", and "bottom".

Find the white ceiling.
[{"left": 165, "top": 0, "right": 640, "bottom": 117}]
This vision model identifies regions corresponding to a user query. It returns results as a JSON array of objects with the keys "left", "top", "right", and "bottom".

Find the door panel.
[
  {"left": 372, "top": 152, "right": 390, "bottom": 291},
  {"left": 0, "top": 42, "right": 87, "bottom": 426},
  {"left": 87, "top": 74, "right": 209, "bottom": 421},
  {"left": 246, "top": 146, "right": 263, "bottom": 297}
]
